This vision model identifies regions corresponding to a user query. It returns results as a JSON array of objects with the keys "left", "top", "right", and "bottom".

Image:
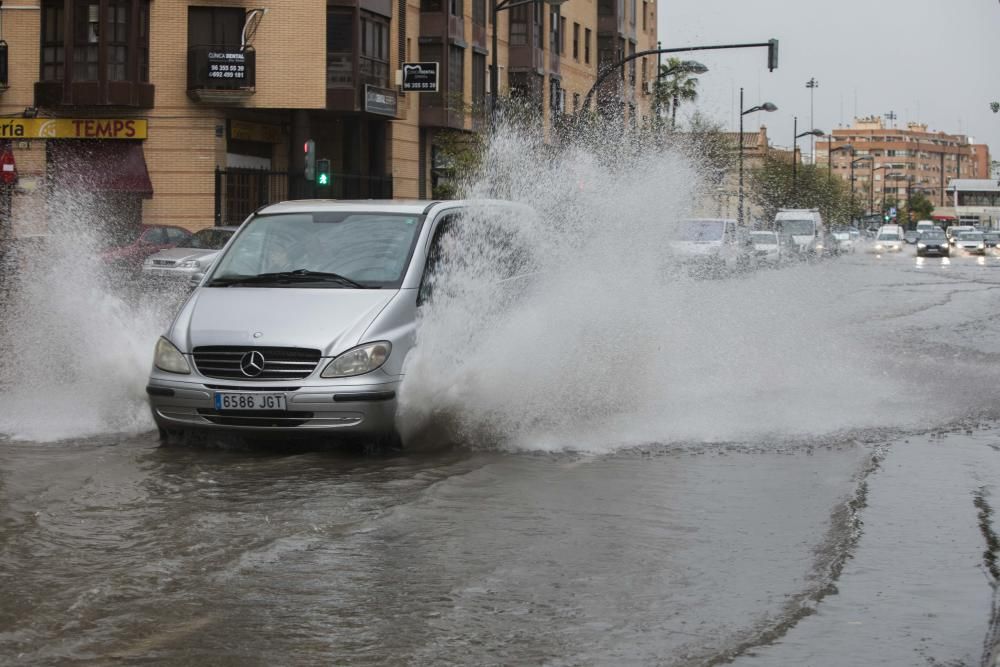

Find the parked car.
[
  {"left": 915, "top": 229, "right": 950, "bottom": 257},
  {"left": 749, "top": 230, "right": 781, "bottom": 264},
  {"left": 142, "top": 226, "right": 239, "bottom": 281},
  {"left": 100, "top": 224, "right": 193, "bottom": 273},
  {"left": 147, "top": 199, "right": 532, "bottom": 450},
  {"left": 954, "top": 231, "right": 986, "bottom": 255}
]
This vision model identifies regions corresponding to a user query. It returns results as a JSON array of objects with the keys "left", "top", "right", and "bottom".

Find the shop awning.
[{"left": 50, "top": 140, "right": 154, "bottom": 199}]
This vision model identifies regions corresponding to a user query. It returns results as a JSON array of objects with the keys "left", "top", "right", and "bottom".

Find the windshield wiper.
[{"left": 207, "top": 269, "right": 369, "bottom": 288}]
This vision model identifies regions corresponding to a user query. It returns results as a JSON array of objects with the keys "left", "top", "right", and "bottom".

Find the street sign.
[
  {"left": 401, "top": 62, "right": 439, "bottom": 92},
  {"left": 890, "top": 206, "right": 897, "bottom": 218}
]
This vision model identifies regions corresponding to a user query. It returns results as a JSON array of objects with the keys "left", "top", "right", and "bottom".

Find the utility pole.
[
  {"left": 884, "top": 110, "right": 897, "bottom": 128},
  {"left": 806, "top": 77, "right": 818, "bottom": 164}
]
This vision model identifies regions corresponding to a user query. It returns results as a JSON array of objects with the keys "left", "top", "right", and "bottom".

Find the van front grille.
[{"left": 193, "top": 346, "right": 321, "bottom": 380}]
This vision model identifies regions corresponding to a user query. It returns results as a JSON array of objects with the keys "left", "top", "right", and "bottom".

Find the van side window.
[{"left": 417, "top": 212, "right": 460, "bottom": 305}]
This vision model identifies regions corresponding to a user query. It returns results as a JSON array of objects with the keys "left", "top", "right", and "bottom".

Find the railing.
[{"left": 188, "top": 45, "right": 256, "bottom": 92}]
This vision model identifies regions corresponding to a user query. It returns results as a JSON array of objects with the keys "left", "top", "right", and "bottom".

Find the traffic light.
[
  {"left": 303, "top": 140, "right": 315, "bottom": 181},
  {"left": 767, "top": 38, "right": 779, "bottom": 72},
  {"left": 316, "top": 158, "right": 331, "bottom": 186}
]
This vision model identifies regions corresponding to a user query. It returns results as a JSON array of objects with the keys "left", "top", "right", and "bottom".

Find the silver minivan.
[{"left": 146, "top": 199, "right": 525, "bottom": 448}]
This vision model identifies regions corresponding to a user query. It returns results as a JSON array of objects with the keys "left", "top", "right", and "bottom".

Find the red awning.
[
  {"left": 932, "top": 215, "right": 956, "bottom": 222},
  {"left": 49, "top": 140, "right": 154, "bottom": 199}
]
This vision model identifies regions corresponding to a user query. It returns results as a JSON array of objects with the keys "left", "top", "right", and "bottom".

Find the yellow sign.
[
  {"left": 230, "top": 120, "right": 282, "bottom": 144},
  {"left": 0, "top": 118, "right": 148, "bottom": 140}
]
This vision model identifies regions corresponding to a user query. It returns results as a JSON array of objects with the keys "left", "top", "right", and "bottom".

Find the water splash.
[
  {"left": 397, "top": 120, "right": 910, "bottom": 453},
  {"left": 0, "top": 192, "right": 180, "bottom": 441}
]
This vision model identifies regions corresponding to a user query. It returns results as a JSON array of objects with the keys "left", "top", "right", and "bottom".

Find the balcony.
[
  {"left": 187, "top": 45, "right": 256, "bottom": 104},
  {"left": 327, "top": 51, "right": 394, "bottom": 114}
]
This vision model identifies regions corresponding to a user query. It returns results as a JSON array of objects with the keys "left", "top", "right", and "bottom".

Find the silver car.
[
  {"left": 142, "top": 226, "right": 240, "bottom": 280},
  {"left": 147, "top": 199, "right": 525, "bottom": 449}
]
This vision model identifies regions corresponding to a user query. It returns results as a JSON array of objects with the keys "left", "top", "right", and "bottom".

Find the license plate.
[{"left": 214, "top": 392, "right": 287, "bottom": 411}]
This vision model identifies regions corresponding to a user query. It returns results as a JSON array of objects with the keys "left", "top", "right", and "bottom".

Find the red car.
[{"left": 100, "top": 224, "right": 193, "bottom": 273}]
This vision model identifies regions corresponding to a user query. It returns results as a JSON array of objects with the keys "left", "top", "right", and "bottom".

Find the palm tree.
[{"left": 655, "top": 58, "right": 700, "bottom": 130}]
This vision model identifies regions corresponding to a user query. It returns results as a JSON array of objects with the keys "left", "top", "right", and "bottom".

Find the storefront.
[{"left": 1, "top": 118, "right": 152, "bottom": 241}]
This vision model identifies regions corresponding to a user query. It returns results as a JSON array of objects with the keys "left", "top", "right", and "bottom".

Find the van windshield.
[
  {"left": 207, "top": 212, "right": 423, "bottom": 288},
  {"left": 777, "top": 220, "right": 815, "bottom": 236},
  {"left": 675, "top": 220, "right": 725, "bottom": 241}
]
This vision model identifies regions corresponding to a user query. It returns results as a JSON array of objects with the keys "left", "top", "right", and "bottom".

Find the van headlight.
[
  {"left": 321, "top": 342, "right": 391, "bottom": 378},
  {"left": 178, "top": 259, "right": 201, "bottom": 269},
  {"left": 154, "top": 337, "right": 191, "bottom": 374},
  {"left": 917, "top": 243, "right": 926, "bottom": 249}
]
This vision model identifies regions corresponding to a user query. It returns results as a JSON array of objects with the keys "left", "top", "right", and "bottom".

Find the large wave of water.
[
  {"left": 0, "top": 193, "right": 178, "bottom": 441},
  {"left": 397, "top": 122, "right": 913, "bottom": 452}
]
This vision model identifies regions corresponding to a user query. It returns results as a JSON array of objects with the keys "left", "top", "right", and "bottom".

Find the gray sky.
[{"left": 659, "top": 0, "right": 999, "bottom": 165}]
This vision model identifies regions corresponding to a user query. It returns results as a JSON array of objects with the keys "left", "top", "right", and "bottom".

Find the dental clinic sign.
[{"left": 0, "top": 119, "right": 148, "bottom": 140}]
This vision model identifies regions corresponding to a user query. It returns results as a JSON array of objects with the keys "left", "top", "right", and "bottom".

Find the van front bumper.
[{"left": 146, "top": 374, "right": 400, "bottom": 436}]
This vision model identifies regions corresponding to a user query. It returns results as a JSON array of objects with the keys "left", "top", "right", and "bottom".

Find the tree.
[
  {"left": 903, "top": 191, "right": 934, "bottom": 225},
  {"left": 655, "top": 58, "right": 700, "bottom": 130},
  {"left": 748, "top": 154, "right": 862, "bottom": 227}
]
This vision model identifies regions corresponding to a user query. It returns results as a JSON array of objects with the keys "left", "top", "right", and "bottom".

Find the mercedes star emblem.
[{"left": 239, "top": 350, "right": 265, "bottom": 377}]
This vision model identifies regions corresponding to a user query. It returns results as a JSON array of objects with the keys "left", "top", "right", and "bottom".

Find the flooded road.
[{"left": 4, "top": 251, "right": 1000, "bottom": 665}]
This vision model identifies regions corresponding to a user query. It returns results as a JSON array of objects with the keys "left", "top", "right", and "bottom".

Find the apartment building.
[
  {"left": 0, "top": 0, "right": 657, "bottom": 240},
  {"left": 819, "top": 116, "right": 991, "bottom": 212}
]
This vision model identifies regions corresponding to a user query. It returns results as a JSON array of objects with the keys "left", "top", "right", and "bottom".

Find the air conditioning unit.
[{"left": 643, "top": 80, "right": 654, "bottom": 95}]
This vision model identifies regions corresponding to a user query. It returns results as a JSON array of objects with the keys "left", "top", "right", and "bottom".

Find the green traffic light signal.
[{"left": 316, "top": 158, "right": 331, "bottom": 187}]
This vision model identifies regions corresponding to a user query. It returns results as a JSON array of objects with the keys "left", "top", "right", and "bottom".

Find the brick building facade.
[{"left": 0, "top": 0, "right": 657, "bottom": 240}]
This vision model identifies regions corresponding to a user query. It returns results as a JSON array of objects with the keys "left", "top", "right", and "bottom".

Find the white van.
[
  {"left": 774, "top": 209, "right": 823, "bottom": 257},
  {"left": 669, "top": 218, "right": 750, "bottom": 273},
  {"left": 873, "top": 224, "right": 904, "bottom": 252}
]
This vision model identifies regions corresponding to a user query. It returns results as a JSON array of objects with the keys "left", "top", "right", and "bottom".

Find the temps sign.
[
  {"left": 0, "top": 119, "right": 148, "bottom": 140},
  {"left": 401, "top": 62, "right": 439, "bottom": 92}
]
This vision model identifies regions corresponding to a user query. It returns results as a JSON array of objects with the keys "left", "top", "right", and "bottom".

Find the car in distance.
[
  {"left": 946, "top": 225, "right": 976, "bottom": 245},
  {"left": 872, "top": 225, "right": 904, "bottom": 253},
  {"left": 903, "top": 230, "right": 920, "bottom": 244},
  {"left": 983, "top": 232, "right": 1000, "bottom": 250},
  {"left": 147, "top": 199, "right": 531, "bottom": 450},
  {"left": 954, "top": 230, "right": 986, "bottom": 255},
  {"left": 100, "top": 224, "right": 193, "bottom": 274},
  {"left": 750, "top": 230, "right": 781, "bottom": 264},
  {"left": 669, "top": 218, "right": 751, "bottom": 275},
  {"left": 831, "top": 231, "right": 855, "bottom": 254},
  {"left": 142, "top": 226, "right": 239, "bottom": 281},
  {"left": 915, "top": 229, "right": 949, "bottom": 257},
  {"left": 915, "top": 220, "right": 938, "bottom": 235}
]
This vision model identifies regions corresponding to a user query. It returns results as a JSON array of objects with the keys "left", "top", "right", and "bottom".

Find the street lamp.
[
  {"left": 826, "top": 140, "right": 853, "bottom": 178},
  {"left": 491, "top": 0, "right": 567, "bottom": 118},
  {"left": 872, "top": 163, "right": 889, "bottom": 214},
  {"left": 791, "top": 115, "right": 824, "bottom": 203},
  {"left": 738, "top": 87, "right": 777, "bottom": 229}
]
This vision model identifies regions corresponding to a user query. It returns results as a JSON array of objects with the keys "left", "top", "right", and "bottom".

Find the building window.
[
  {"left": 421, "top": 0, "right": 442, "bottom": 11},
  {"left": 549, "top": 77, "right": 562, "bottom": 115},
  {"left": 560, "top": 17, "right": 566, "bottom": 56},
  {"left": 584, "top": 28, "right": 591, "bottom": 64},
  {"left": 630, "top": 0, "right": 636, "bottom": 26},
  {"left": 598, "top": 0, "right": 613, "bottom": 17},
  {"left": 41, "top": 1, "right": 65, "bottom": 82},
  {"left": 472, "top": 52, "right": 486, "bottom": 110},
  {"left": 573, "top": 92, "right": 580, "bottom": 112},
  {"left": 642, "top": 1, "right": 647, "bottom": 31},
  {"left": 473, "top": 0, "right": 486, "bottom": 27},
  {"left": 549, "top": 7, "right": 560, "bottom": 54},
  {"left": 107, "top": 0, "right": 129, "bottom": 81},
  {"left": 448, "top": 44, "right": 464, "bottom": 98},
  {"left": 510, "top": 71, "right": 542, "bottom": 113},
  {"left": 326, "top": 9, "right": 353, "bottom": 88},
  {"left": 534, "top": 1, "right": 543, "bottom": 49},
  {"left": 138, "top": 1, "right": 149, "bottom": 82},
  {"left": 510, "top": 5, "right": 528, "bottom": 46},
  {"left": 188, "top": 6, "right": 245, "bottom": 48},
  {"left": 73, "top": 1, "right": 100, "bottom": 81},
  {"left": 572, "top": 22, "right": 579, "bottom": 60},
  {"left": 450, "top": 0, "right": 463, "bottom": 17},
  {"left": 361, "top": 13, "right": 389, "bottom": 87}
]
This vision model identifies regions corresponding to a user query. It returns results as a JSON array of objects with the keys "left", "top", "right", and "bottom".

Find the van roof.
[{"left": 254, "top": 198, "right": 532, "bottom": 217}]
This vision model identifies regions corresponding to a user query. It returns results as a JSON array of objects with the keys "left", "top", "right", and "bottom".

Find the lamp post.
[
  {"left": 850, "top": 155, "right": 873, "bottom": 221},
  {"left": 872, "top": 163, "right": 889, "bottom": 215},
  {"left": 491, "top": 0, "right": 567, "bottom": 118},
  {"left": 738, "top": 87, "right": 777, "bottom": 229},
  {"left": 826, "top": 140, "right": 853, "bottom": 178},
  {"left": 791, "top": 115, "right": 824, "bottom": 203}
]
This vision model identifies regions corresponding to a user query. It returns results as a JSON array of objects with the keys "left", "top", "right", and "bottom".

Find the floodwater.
[
  {"left": 2, "top": 252, "right": 1000, "bottom": 665},
  {"left": 3, "top": 131, "right": 1000, "bottom": 663}
]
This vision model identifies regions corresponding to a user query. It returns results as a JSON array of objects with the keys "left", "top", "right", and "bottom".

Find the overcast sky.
[{"left": 659, "top": 0, "right": 999, "bottom": 165}]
